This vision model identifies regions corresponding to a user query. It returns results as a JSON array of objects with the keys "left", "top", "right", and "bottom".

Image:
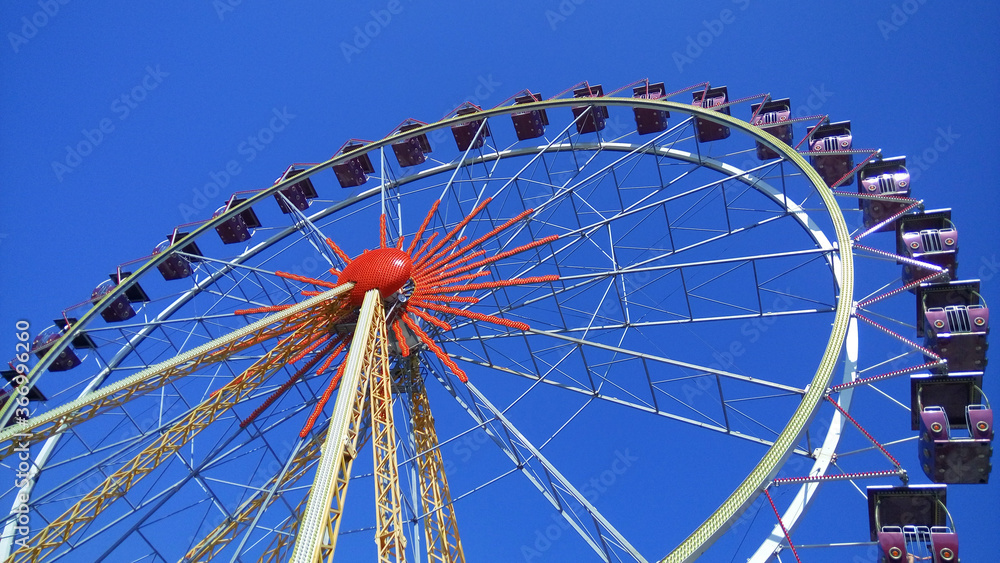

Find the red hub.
[{"left": 338, "top": 247, "right": 413, "bottom": 306}]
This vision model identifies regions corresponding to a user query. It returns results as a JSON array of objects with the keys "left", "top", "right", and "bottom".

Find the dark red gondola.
[
  {"left": 571, "top": 84, "right": 608, "bottom": 134},
  {"left": 858, "top": 157, "right": 911, "bottom": 231},
  {"left": 332, "top": 141, "right": 375, "bottom": 188},
  {"left": 918, "top": 280, "right": 989, "bottom": 373},
  {"left": 92, "top": 279, "right": 136, "bottom": 322},
  {"left": 214, "top": 196, "right": 261, "bottom": 244},
  {"left": 274, "top": 168, "right": 319, "bottom": 213},
  {"left": 809, "top": 120, "right": 854, "bottom": 187},
  {"left": 868, "top": 485, "right": 959, "bottom": 563},
  {"left": 898, "top": 210, "right": 958, "bottom": 285},
  {"left": 691, "top": 85, "right": 731, "bottom": 143},
  {"left": 391, "top": 121, "right": 432, "bottom": 167},
  {"left": 912, "top": 374, "right": 993, "bottom": 484},
  {"left": 153, "top": 232, "right": 203, "bottom": 281},
  {"left": 632, "top": 82, "right": 669, "bottom": 135},
  {"left": 31, "top": 327, "right": 81, "bottom": 372},
  {"left": 510, "top": 91, "right": 548, "bottom": 141},
  {"left": 450, "top": 104, "right": 492, "bottom": 152},
  {"left": 750, "top": 98, "right": 792, "bottom": 160}
]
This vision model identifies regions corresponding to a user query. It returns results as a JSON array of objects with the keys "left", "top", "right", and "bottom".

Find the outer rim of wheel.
[{"left": 7, "top": 96, "right": 855, "bottom": 562}]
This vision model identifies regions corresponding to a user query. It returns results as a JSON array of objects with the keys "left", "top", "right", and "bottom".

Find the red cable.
[
  {"left": 764, "top": 489, "right": 803, "bottom": 563},
  {"left": 826, "top": 396, "right": 902, "bottom": 468}
]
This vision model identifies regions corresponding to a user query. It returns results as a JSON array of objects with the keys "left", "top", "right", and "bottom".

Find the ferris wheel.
[{"left": 0, "top": 80, "right": 990, "bottom": 562}]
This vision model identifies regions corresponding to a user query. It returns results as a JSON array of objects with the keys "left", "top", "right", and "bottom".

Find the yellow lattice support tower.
[
  {"left": 291, "top": 289, "right": 405, "bottom": 563},
  {"left": 9, "top": 291, "right": 350, "bottom": 563},
  {"left": 370, "top": 305, "right": 407, "bottom": 562},
  {"left": 408, "top": 355, "right": 466, "bottom": 563}
]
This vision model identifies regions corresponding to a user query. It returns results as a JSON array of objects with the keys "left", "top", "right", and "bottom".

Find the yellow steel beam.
[
  {"left": 0, "top": 284, "right": 353, "bottom": 460},
  {"left": 9, "top": 307, "right": 341, "bottom": 563},
  {"left": 408, "top": 355, "right": 465, "bottom": 563}
]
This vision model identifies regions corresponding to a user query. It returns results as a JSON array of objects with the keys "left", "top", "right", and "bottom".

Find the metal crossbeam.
[
  {"left": 260, "top": 495, "right": 309, "bottom": 562},
  {"left": 184, "top": 429, "right": 325, "bottom": 561},
  {"left": 429, "top": 363, "right": 647, "bottom": 563}
]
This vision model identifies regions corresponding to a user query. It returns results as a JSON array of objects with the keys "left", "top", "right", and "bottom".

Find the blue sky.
[{"left": 2, "top": 1, "right": 999, "bottom": 561}]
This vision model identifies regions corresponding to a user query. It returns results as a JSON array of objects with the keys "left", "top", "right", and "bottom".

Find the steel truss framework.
[{"left": 1, "top": 85, "right": 973, "bottom": 561}]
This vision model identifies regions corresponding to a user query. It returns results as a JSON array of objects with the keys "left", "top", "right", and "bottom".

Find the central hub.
[{"left": 338, "top": 247, "right": 413, "bottom": 306}]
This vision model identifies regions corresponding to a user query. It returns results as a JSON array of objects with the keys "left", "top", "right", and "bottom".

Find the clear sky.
[{"left": 1, "top": 1, "right": 998, "bottom": 561}]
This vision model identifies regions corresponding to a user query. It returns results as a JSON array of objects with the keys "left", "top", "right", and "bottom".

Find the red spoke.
[
  {"left": 764, "top": 489, "right": 803, "bottom": 563},
  {"left": 406, "top": 199, "right": 440, "bottom": 255},
  {"left": 276, "top": 271, "right": 338, "bottom": 288},
  {"left": 415, "top": 250, "right": 488, "bottom": 284},
  {"left": 418, "top": 236, "right": 468, "bottom": 273},
  {"left": 423, "top": 235, "right": 558, "bottom": 284},
  {"left": 317, "top": 340, "right": 348, "bottom": 376},
  {"left": 414, "top": 295, "right": 480, "bottom": 304},
  {"left": 416, "top": 198, "right": 492, "bottom": 269},
  {"left": 402, "top": 313, "right": 466, "bottom": 382},
  {"left": 288, "top": 333, "right": 332, "bottom": 365},
  {"left": 419, "top": 271, "right": 491, "bottom": 289},
  {"left": 453, "top": 207, "right": 535, "bottom": 259},
  {"left": 416, "top": 275, "right": 559, "bottom": 295},
  {"left": 301, "top": 356, "right": 350, "bottom": 437},
  {"left": 407, "top": 308, "right": 452, "bottom": 332},
  {"left": 412, "top": 231, "right": 440, "bottom": 265},
  {"left": 410, "top": 300, "right": 529, "bottom": 332},
  {"left": 391, "top": 320, "right": 410, "bottom": 357},
  {"left": 826, "top": 395, "right": 902, "bottom": 468},
  {"left": 325, "top": 237, "right": 352, "bottom": 265},
  {"left": 240, "top": 337, "right": 342, "bottom": 429},
  {"left": 234, "top": 304, "right": 294, "bottom": 316}
]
